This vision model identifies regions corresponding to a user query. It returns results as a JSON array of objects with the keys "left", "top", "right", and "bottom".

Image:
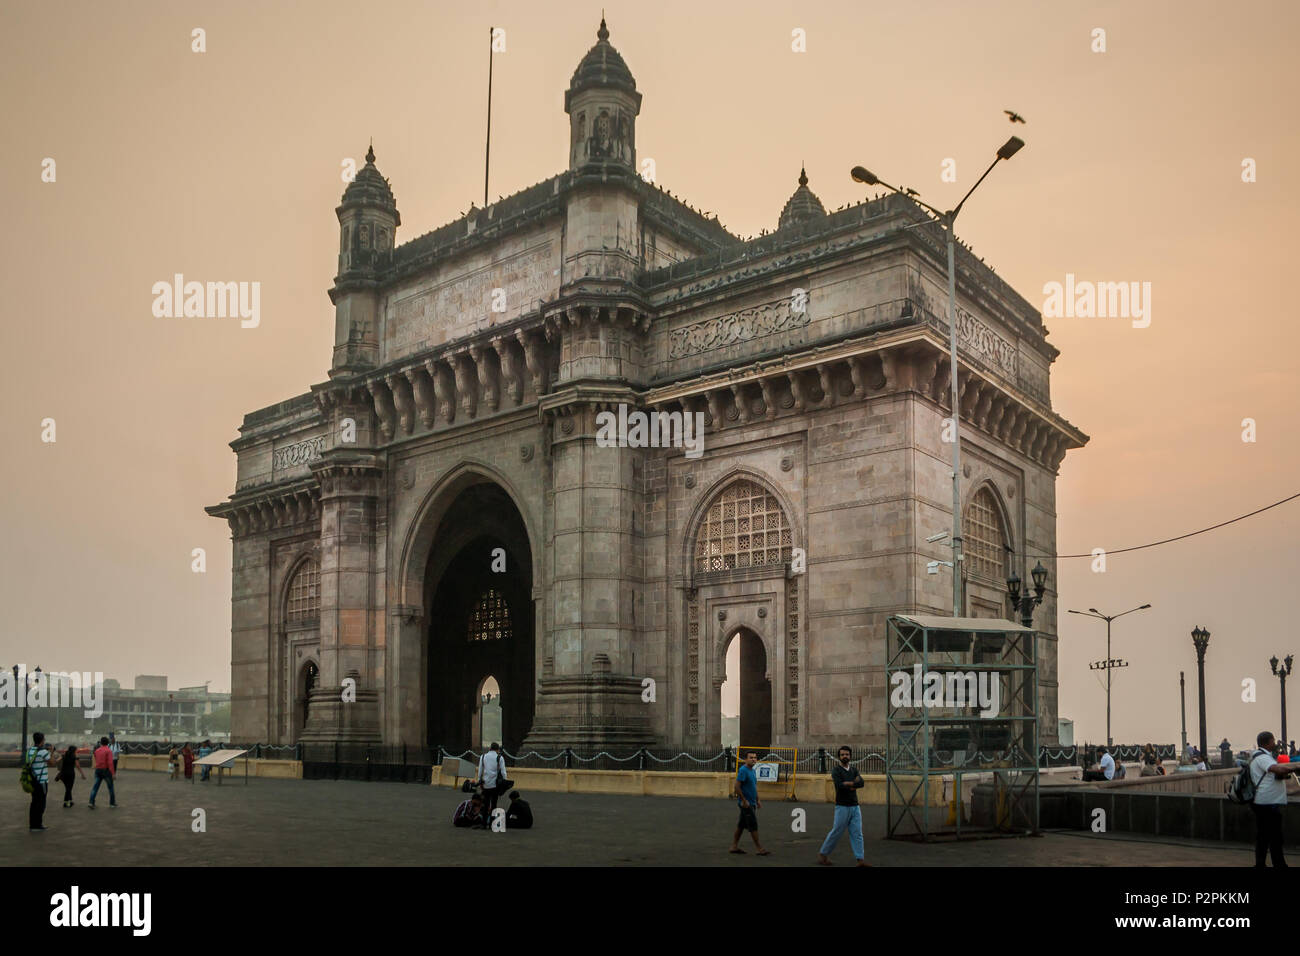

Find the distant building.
[
  {"left": 1057, "top": 718, "right": 1074, "bottom": 747},
  {"left": 97, "top": 676, "right": 231, "bottom": 739},
  {"left": 721, "top": 717, "right": 739, "bottom": 750}
]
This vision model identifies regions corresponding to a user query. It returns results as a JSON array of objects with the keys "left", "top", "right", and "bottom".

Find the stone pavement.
[{"left": 2, "top": 769, "right": 1257, "bottom": 866}]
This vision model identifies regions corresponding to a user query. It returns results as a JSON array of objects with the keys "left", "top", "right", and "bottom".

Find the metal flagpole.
[{"left": 484, "top": 25, "right": 494, "bottom": 208}]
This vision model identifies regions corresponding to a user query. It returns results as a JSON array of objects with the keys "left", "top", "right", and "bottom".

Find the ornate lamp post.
[
  {"left": 1191, "top": 627, "right": 1210, "bottom": 766},
  {"left": 1270, "top": 654, "right": 1293, "bottom": 755},
  {"left": 1006, "top": 561, "right": 1048, "bottom": 628},
  {"left": 15, "top": 665, "right": 42, "bottom": 750},
  {"left": 851, "top": 134, "right": 1024, "bottom": 616}
]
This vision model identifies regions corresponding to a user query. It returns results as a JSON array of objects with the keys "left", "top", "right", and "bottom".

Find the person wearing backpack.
[
  {"left": 23, "top": 731, "right": 53, "bottom": 831},
  {"left": 1247, "top": 731, "right": 1300, "bottom": 867},
  {"left": 476, "top": 742, "right": 512, "bottom": 820}
]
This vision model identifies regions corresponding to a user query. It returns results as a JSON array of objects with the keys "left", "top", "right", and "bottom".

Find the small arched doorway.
[
  {"left": 473, "top": 675, "right": 503, "bottom": 750},
  {"left": 721, "top": 627, "right": 772, "bottom": 750}
]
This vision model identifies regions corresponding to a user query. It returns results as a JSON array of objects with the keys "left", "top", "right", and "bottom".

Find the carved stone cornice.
[
  {"left": 205, "top": 480, "right": 321, "bottom": 538},
  {"left": 310, "top": 452, "right": 385, "bottom": 500}
]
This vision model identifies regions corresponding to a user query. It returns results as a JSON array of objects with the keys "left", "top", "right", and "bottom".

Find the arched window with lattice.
[
  {"left": 964, "top": 486, "right": 1009, "bottom": 582},
  {"left": 468, "top": 588, "right": 511, "bottom": 642},
  {"left": 285, "top": 558, "right": 320, "bottom": 625},
  {"left": 694, "top": 479, "right": 793, "bottom": 573}
]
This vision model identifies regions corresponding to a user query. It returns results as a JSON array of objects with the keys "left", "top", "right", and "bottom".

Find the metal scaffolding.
[{"left": 886, "top": 615, "right": 1039, "bottom": 840}]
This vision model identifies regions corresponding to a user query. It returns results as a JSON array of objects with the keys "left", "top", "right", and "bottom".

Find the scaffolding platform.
[{"left": 886, "top": 615, "right": 1039, "bottom": 841}]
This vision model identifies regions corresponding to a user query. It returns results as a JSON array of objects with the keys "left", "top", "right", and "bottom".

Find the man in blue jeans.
[
  {"left": 818, "top": 745, "right": 868, "bottom": 866},
  {"left": 88, "top": 736, "right": 117, "bottom": 809}
]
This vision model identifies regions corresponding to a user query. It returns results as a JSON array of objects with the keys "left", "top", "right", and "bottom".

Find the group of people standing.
[
  {"left": 166, "top": 740, "right": 216, "bottom": 781},
  {"left": 24, "top": 732, "right": 121, "bottom": 831}
]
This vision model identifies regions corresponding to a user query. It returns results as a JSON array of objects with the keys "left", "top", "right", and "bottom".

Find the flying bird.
[{"left": 1004, "top": 109, "right": 1026, "bottom": 124}]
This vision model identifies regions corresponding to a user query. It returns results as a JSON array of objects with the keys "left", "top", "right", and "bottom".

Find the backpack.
[
  {"left": 18, "top": 748, "right": 36, "bottom": 794},
  {"left": 1227, "top": 749, "right": 1266, "bottom": 805}
]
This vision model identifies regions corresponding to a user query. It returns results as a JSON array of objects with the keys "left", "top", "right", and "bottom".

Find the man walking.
[
  {"left": 817, "top": 746, "right": 868, "bottom": 866},
  {"left": 25, "top": 732, "right": 52, "bottom": 831},
  {"left": 88, "top": 735, "right": 118, "bottom": 808},
  {"left": 1249, "top": 730, "right": 1300, "bottom": 867},
  {"left": 109, "top": 733, "right": 121, "bottom": 774},
  {"left": 728, "top": 751, "right": 769, "bottom": 856}
]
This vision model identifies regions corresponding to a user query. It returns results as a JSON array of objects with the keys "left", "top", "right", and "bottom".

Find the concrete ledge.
[
  {"left": 119, "top": 754, "right": 302, "bottom": 779},
  {"left": 429, "top": 766, "right": 946, "bottom": 805}
]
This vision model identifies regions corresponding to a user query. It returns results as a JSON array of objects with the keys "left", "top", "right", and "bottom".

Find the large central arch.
[
  {"left": 421, "top": 482, "right": 535, "bottom": 753},
  {"left": 392, "top": 463, "right": 542, "bottom": 751}
]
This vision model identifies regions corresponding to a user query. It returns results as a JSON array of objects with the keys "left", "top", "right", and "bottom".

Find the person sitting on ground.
[
  {"left": 505, "top": 790, "right": 533, "bottom": 829},
  {"left": 453, "top": 792, "right": 486, "bottom": 828},
  {"left": 1082, "top": 746, "right": 1116, "bottom": 782}
]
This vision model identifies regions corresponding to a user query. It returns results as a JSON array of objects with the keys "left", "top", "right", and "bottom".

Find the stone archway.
[
  {"left": 721, "top": 626, "right": 772, "bottom": 750},
  {"left": 422, "top": 483, "right": 535, "bottom": 753}
]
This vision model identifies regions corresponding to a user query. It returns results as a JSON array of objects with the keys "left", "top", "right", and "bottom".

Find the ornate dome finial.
[
  {"left": 366, "top": 141, "right": 375, "bottom": 165},
  {"left": 799, "top": 164, "right": 808, "bottom": 187},
  {"left": 597, "top": 15, "right": 609, "bottom": 42}
]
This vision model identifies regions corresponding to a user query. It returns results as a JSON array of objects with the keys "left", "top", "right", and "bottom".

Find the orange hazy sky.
[{"left": 2, "top": 0, "right": 1297, "bottom": 748}]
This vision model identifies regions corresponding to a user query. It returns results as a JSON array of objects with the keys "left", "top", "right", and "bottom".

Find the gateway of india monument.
[{"left": 206, "top": 19, "right": 1087, "bottom": 754}]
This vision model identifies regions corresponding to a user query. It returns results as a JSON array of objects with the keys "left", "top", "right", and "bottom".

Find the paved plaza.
[{"left": 2, "top": 769, "right": 1258, "bottom": 867}]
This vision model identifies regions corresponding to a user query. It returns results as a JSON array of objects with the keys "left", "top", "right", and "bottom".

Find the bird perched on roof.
[{"left": 1004, "top": 109, "right": 1026, "bottom": 124}]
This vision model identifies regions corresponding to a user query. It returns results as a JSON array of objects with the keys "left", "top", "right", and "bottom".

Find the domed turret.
[
  {"left": 565, "top": 18, "right": 642, "bottom": 170},
  {"left": 336, "top": 143, "right": 400, "bottom": 278},
  {"left": 777, "top": 166, "right": 827, "bottom": 231},
  {"left": 340, "top": 144, "right": 398, "bottom": 216},
  {"left": 330, "top": 143, "right": 400, "bottom": 372}
]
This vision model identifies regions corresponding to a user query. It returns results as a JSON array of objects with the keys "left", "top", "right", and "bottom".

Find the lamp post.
[
  {"left": 1179, "top": 670, "right": 1189, "bottom": 763},
  {"left": 851, "top": 134, "right": 1024, "bottom": 616},
  {"left": 1270, "top": 654, "right": 1293, "bottom": 755},
  {"left": 1067, "top": 605, "right": 1151, "bottom": 748},
  {"left": 1006, "top": 561, "right": 1048, "bottom": 628},
  {"left": 1191, "top": 626, "right": 1210, "bottom": 765}
]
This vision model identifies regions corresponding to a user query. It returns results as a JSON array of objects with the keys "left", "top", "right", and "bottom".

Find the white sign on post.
[{"left": 756, "top": 762, "right": 780, "bottom": 782}]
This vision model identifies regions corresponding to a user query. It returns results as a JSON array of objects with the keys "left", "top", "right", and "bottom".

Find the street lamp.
[
  {"left": 851, "top": 134, "right": 1025, "bottom": 617},
  {"left": 1067, "top": 604, "right": 1151, "bottom": 747},
  {"left": 1191, "top": 626, "right": 1211, "bottom": 766},
  {"left": 1270, "top": 654, "right": 1294, "bottom": 755},
  {"left": 1006, "top": 560, "right": 1048, "bottom": 628}
]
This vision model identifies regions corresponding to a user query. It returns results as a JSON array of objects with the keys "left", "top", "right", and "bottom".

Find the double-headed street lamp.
[
  {"left": 1270, "top": 654, "right": 1293, "bottom": 755},
  {"left": 1068, "top": 604, "right": 1151, "bottom": 748},
  {"left": 850, "top": 134, "right": 1025, "bottom": 616},
  {"left": 1007, "top": 561, "right": 1049, "bottom": 628}
]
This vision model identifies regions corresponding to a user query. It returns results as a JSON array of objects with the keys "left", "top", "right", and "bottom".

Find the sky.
[{"left": 2, "top": 0, "right": 1297, "bottom": 749}]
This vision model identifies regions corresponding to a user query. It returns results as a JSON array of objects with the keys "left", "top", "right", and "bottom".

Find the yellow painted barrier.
[
  {"left": 118, "top": 753, "right": 303, "bottom": 779},
  {"left": 429, "top": 765, "right": 945, "bottom": 806}
]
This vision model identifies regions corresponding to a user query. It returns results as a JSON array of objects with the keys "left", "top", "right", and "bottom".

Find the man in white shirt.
[
  {"left": 1250, "top": 731, "right": 1300, "bottom": 867},
  {"left": 1083, "top": 746, "right": 1116, "bottom": 782},
  {"left": 476, "top": 742, "right": 507, "bottom": 820}
]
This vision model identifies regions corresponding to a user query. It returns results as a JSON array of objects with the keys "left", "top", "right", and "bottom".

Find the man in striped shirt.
[{"left": 25, "top": 731, "right": 52, "bottom": 831}]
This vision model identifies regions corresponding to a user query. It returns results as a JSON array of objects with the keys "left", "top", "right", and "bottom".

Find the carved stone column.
[{"left": 300, "top": 454, "right": 385, "bottom": 745}]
